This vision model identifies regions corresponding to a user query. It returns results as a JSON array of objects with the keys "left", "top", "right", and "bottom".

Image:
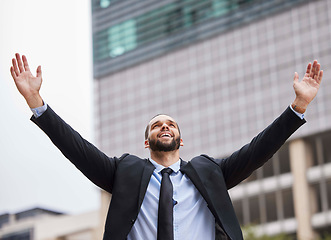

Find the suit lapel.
[
  {"left": 137, "top": 159, "right": 155, "bottom": 209},
  {"left": 181, "top": 158, "right": 238, "bottom": 239},
  {"left": 180, "top": 161, "right": 216, "bottom": 216}
]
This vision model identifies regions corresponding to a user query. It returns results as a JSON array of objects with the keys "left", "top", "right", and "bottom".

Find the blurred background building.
[
  {"left": 1, "top": 0, "right": 331, "bottom": 239},
  {"left": 0, "top": 207, "right": 100, "bottom": 240},
  {"left": 92, "top": 0, "right": 331, "bottom": 239}
]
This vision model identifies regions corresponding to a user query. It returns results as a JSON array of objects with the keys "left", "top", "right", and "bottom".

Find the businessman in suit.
[{"left": 10, "top": 53, "right": 323, "bottom": 239}]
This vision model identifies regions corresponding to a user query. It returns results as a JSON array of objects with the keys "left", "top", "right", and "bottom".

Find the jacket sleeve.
[
  {"left": 216, "top": 107, "right": 306, "bottom": 189},
  {"left": 31, "top": 105, "right": 125, "bottom": 193}
]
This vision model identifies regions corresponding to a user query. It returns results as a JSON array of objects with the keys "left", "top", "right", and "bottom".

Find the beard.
[{"left": 148, "top": 136, "right": 181, "bottom": 152}]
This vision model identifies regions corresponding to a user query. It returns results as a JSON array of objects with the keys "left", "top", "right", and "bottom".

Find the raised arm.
[
  {"left": 10, "top": 53, "right": 43, "bottom": 108},
  {"left": 219, "top": 60, "right": 323, "bottom": 189},
  {"left": 9, "top": 53, "right": 121, "bottom": 193}
]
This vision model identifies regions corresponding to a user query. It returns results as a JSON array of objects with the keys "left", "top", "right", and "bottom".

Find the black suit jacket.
[{"left": 31, "top": 106, "right": 305, "bottom": 240}]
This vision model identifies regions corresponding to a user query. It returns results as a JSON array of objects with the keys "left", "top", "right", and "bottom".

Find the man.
[{"left": 10, "top": 53, "right": 323, "bottom": 239}]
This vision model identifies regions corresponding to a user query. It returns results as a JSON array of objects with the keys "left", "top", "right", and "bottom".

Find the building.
[
  {"left": 90, "top": 0, "right": 331, "bottom": 239},
  {"left": 0, "top": 207, "right": 100, "bottom": 240}
]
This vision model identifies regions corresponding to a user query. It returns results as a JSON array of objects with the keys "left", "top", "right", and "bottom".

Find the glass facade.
[
  {"left": 93, "top": 0, "right": 252, "bottom": 62},
  {"left": 91, "top": 0, "right": 309, "bottom": 77}
]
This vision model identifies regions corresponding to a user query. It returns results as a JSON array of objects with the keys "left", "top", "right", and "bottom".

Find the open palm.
[
  {"left": 10, "top": 53, "right": 43, "bottom": 108},
  {"left": 292, "top": 60, "right": 323, "bottom": 112}
]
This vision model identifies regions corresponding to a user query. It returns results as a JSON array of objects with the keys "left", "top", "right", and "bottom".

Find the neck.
[{"left": 150, "top": 150, "right": 180, "bottom": 167}]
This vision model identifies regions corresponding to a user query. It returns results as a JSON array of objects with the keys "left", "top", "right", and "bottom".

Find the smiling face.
[{"left": 145, "top": 114, "right": 183, "bottom": 152}]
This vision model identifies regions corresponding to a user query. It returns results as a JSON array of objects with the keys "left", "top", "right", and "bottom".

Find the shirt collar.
[{"left": 149, "top": 158, "right": 181, "bottom": 174}]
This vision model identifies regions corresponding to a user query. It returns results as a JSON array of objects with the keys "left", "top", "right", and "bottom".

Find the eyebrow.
[
  {"left": 150, "top": 119, "right": 176, "bottom": 128},
  {"left": 150, "top": 121, "right": 160, "bottom": 128}
]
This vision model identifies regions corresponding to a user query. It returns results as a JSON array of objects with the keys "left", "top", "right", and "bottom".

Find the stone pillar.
[
  {"left": 289, "top": 139, "right": 317, "bottom": 240},
  {"left": 95, "top": 190, "right": 111, "bottom": 240}
]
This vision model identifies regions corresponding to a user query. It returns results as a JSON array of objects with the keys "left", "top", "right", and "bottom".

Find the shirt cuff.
[
  {"left": 289, "top": 104, "right": 305, "bottom": 120},
  {"left": 31, "top": 101, "right": 47, "bottom": 118}
]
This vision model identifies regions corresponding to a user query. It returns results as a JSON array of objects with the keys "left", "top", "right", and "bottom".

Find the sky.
[{"left": 0, "top": 0, "right": 100, "bottom": 214}]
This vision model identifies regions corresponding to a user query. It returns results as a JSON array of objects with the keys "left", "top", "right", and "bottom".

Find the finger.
[
  {"left": 310, "top": 60, "right": 318, "bottom": 78},
  {"left": 306, "top": 62, "right": 312, "bottom": 75},
  {"left": 313, "top": 63, "right": 321, "bottom": 80},
  {"left": 36, "top": 65, "right": 42, "bottom": 78},
  {"left": 15, "top": 53, "right": 24, "bottom": 73},
  {"left": 12, "top": 58, "right": 20, "bottom": 76},
  {"left": 316, "top": 63, "right": 321, "bottom": 73},
  {"left": 22, "top": 55, "right": 30, "bottom": 72},
  {"left": 317, "top": 70, "right": 323, "bottom": 84},
  {"left": 10, "top": 66, "right": 17, "bottom": 80},
  {"left": 304, "top": 73, "right": 310, "bottom": 79},
  {"left": 293, "top": 72, "right": 299, "bottom": 83}
]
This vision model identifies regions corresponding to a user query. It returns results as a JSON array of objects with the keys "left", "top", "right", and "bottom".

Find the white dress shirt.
[{"left": 127, "top": 158, "right": 215, "bottom": 240}]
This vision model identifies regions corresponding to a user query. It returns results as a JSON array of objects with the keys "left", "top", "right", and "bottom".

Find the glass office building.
[{"left": 92, "top": 0, "right": 331, "bottom": 238}]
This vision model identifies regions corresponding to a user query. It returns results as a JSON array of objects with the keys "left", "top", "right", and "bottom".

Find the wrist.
[
  {"left": 291, "top": 98, "right": 309, "bottom": 114},
  {"left": 26, "top": 94, "right": 43, "bottom": 108}
]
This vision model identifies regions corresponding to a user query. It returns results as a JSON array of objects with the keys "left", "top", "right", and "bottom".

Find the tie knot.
[{"left": 161, "top": 168, "right": 173, "bottom": 176}]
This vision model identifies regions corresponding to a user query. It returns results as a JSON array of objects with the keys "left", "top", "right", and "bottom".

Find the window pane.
[
  {"left": 262, "top": 158, "right": 274, "bottom": 178},
  {"left": 93, "top": 0, "right": 250, "bottom": 62},
  {"left": 279, "top": 144, "right": 291, "bottom": 174},
  {"left": 265, "top": 192, "right": 278, "bottom": 222},
  {"left": 108, "top": 20, "right": 137, "bottom": 57},
  {"left": 249, "top": 196, "right": 261, "bottom": 224},
  {"left": 282, "top": 188, "right": 295, "bottom": 219},
  {"left": 323, "top": 134, "right": 331, "bottom": 163},
  {"left": 311, "top": 183, "right": 323, "bottom": 213},
  {"left": 307, "top": 137, "right": 319, "bottom": 166},
  {"left": 232, "top": 200, "right": 244, "bottom": 225},
  {"left": 326, "top": 180, "right": 331, "bottom": 211}
]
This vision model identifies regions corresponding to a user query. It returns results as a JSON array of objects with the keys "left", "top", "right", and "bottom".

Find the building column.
[{"left": 289, "top": 139, "right": 317, "bottom": 240}]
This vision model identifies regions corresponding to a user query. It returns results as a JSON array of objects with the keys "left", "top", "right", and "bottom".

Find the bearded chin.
[{"left": 148, "top": 136, "right": 181, "bottom": 152}]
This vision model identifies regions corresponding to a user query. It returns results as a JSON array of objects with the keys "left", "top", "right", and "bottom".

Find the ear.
[
  {"left": 180, "top": 138, "right": 184, "bottom": 147},
  {"left": 145, "top": 139, "right": 150, "bottom": 149}
]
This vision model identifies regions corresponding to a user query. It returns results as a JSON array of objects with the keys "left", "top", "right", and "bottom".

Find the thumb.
[
  {"left": 293, "top": 72, "right": 299, "bottom": 83},
  {"left": 36, "top": 65, "right": 42, "bottom": 78}
]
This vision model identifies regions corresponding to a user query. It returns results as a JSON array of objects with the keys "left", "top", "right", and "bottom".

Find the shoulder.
[
  {"left": 117, "top": 153, "right": 150, "bottom": 167},
  {"left": 189, "top": 154, "right": 221, "bottom": 168}
]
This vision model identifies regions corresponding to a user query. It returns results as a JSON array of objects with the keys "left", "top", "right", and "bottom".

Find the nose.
[{"left": 161, "top": 123, "right": 170, "bottom": 130}]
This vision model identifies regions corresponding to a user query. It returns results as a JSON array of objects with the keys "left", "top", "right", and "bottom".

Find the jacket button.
[{"left": 131, "top": 219, "right": 135, "bottom": 225}]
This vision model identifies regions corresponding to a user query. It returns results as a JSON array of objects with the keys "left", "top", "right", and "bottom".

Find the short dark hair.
[{"left": 145, "top": 114, "right": 181, "bottom": 140}]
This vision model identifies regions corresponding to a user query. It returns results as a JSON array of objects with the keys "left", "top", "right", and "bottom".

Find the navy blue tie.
[{"left": 157, "top": 168, "right": 174, "bottom": 240}]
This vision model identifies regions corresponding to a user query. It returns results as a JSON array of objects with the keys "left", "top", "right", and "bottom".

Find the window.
[
  {"left": 282, "top": 188, "right": 295, "bottom": 219},
  {"left": 2, "top": 229, "right": 32, "bottom": 240},
  {"left": 100, "top": 0, "right": 112, "bottom": 8},
  {"left": 232, "top": 199, "right": 244, "bottom": 225},
  {"left": 93, "top": 19, "right": 137, "bottom": 61},
  {"left": 311, "top": 183, "right": 323, "bottom": 212},
  {"left": 108, "top": 20, "right": 137, "bottom": 57},
  {"left": 326, "top": 180, "right": 331, "bottom": 210},
  {"left": 213, "top": 0, "right": 237, "bottom": 17},
  {"left": 93, "top": 0, "right": 249, "bottom": 62},
  {"left": 265, "top": 192, "right": 278, "bottom": 222},
  {"left": 323, "top": 134, "right": 331, "bottom": 163},
  {"left": 262, "top": 158, "right": 274, "bottom": 178},
  {"left": 278, "top": 144, "right": 291, "bottom": 174},
  {"left": 249, "top": 196, "right": 261, "bottom": 224}
]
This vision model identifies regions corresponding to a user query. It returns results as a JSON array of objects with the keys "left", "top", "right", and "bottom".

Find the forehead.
[{"left": 149, "top": 115, "right": 177, "bottom": 126}]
